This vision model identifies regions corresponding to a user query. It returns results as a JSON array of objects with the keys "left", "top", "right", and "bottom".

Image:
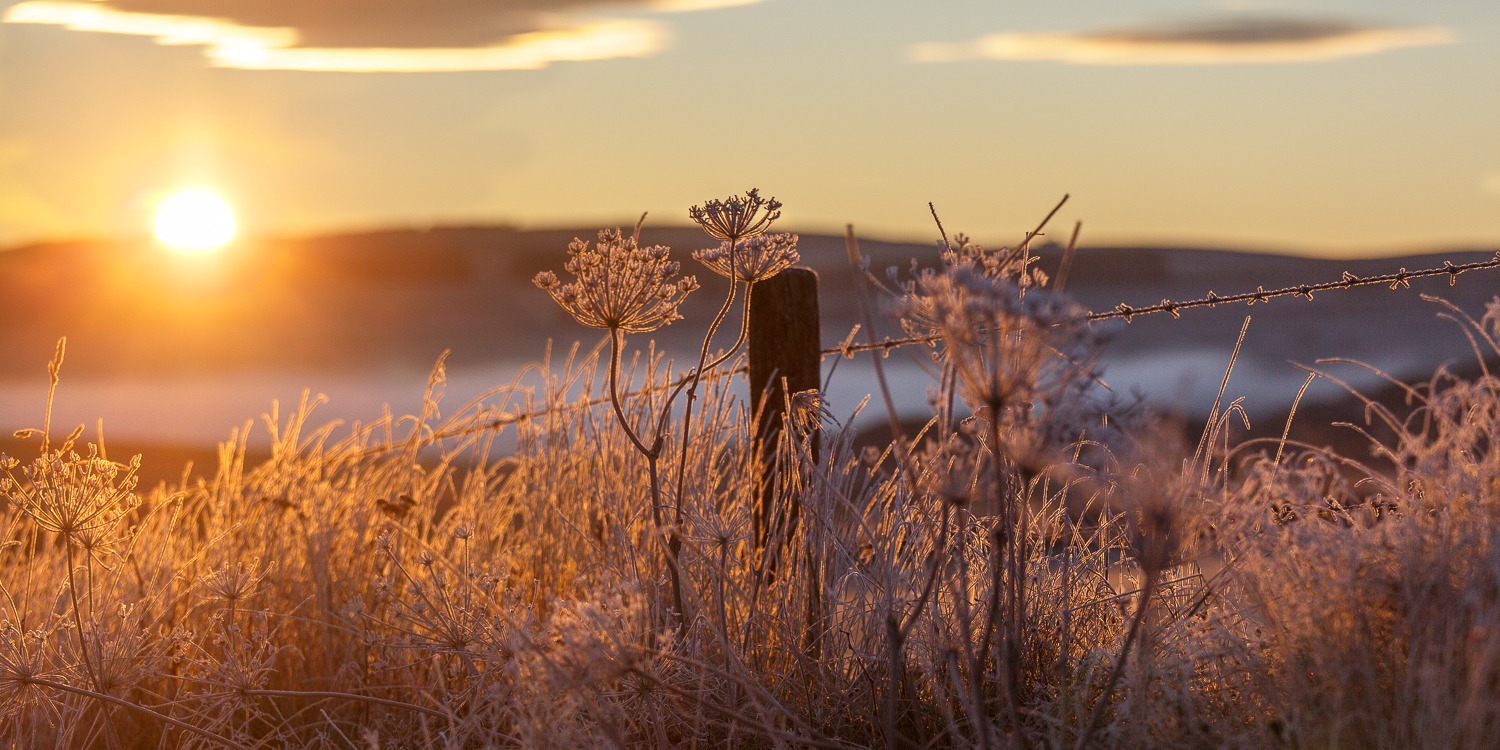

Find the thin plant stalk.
[
  {"left": 65, "top": 542, "right": 101, "bottom": 693},
  {"left": 952, "top": 510, "right": 993, "bottom": 750},
  {"left": 29, "top": 676, "right": 251, "bottom": 750},
  {"left": 605, "top": 327, "right": 684, "bottom": 625},
  {"left": 1074, "top": 570, "right": 1159, "bottom": 750},
  {"left": 987, "top": 406, "right": 1032, "bottom": 750},
  {"left": 848, "top": 223, "right": 933, "bottom": 750},
  {"left": 667, "top": 241, "right": 745, "bottom": 625}
]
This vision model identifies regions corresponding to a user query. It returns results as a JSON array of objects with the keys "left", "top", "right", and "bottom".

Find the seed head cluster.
[
  {"left": 693, "top": 233, "right": 800, "bottom": 283},
  {"left": 2, "top": 450, "right": 138, "bottom": 545},
  {"left": 785, "top": 388, "right": 833, "bottom": 435},
  {"left": 688, "top": 188, "right": 782, "bottom": 242},
  {"left": 903, "top": 266, "right": 1110, "bottom": 420},
  {"left": 201, "top": 559, "right": 269, "bottom": 605},
  {"left": 534, "top": 228, "right": 699, "bottom": 333},
  {"left": 0, "top": 626, "right": 51, "bottom": 717}
]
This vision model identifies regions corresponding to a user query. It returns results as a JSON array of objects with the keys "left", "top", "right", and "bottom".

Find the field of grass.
[{"left": 2, "top": 192, "right": 1499, "bottom": 749}]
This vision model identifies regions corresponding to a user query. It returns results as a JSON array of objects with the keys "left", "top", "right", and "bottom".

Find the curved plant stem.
[
  {"left": 608, "top": 329, "right": 654, "bottom": 459},
  {"left": 606, "top": 327, "right": 682, "bottom": 626},
  {"left": 28, "top": 676, "right": 251, "bottom": 750},
  {"left": 704, "top": 286, "right": 753, "bottom": 372},
  {"left": 987, "top": 406, "right": 1033, "bottom": 750}
]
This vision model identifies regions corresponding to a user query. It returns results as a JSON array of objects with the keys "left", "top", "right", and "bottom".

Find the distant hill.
[{"left": 0, "top": 226, "right": 1494, "bottom": 392}]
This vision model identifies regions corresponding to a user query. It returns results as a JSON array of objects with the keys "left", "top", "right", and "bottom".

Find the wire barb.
[{"left": 821, "top": 253, "right": 1500, "bottom": 356}]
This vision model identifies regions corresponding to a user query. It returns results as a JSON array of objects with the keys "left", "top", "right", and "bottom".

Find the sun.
[{"left": 154, "top": 189, "right": 236, "bottom": 251}]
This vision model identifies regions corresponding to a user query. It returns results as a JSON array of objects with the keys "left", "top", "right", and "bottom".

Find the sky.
[{"left": 0, "top": 0, "right": 1497, "bottom": 256}]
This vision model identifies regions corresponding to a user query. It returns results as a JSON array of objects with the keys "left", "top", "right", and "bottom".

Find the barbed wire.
[
  {"left": 823, "top": 252, "right": 1500, "bottom": 358},
  {"left": 1094, "top": 252, "right": 1500, "bottom": 321},
  {"left": 385, "top": 251, "right": 1500, "bottom": 445}
]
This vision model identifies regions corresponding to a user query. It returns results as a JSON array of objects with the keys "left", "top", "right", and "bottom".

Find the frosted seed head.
[
  {"left": 897, "top": 263, "right": 1101, "bottom": 438},
  {"left": 787, "top": 389, "right": 833, "bottom": 433},
  {"left": 202, "top": 560, "right": 269, "bottom": 604},
  {"left": 536, "top": 228, "right": 695, "bottom": 333},
  {"left": 689, "top": 189, "right": 783, "bottom": 242},
  {"left": 693, "top": 233, "right": 800, "bottom": 283}
]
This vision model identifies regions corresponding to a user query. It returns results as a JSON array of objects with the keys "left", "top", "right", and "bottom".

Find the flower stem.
[
  {"left": 65, "top": 541, "right": 100, "bottom": 692},
  {"left": 29, "top": 676, "right": 252, "bottom": 750},
  {"left": 1074, "top": 570, "right": 1157, "bottom": 750},
  {"left": 666, "top": 241, "right": 745, "bottom": 627},
  {"left": 608, "top": 329, "right": 655, "bottom": 460},
  {"left": 607, "top": 327, "right": 683, "bottom": 628},
  {"left": 988, "top": 406, "right": 1032, "bottom": 750}
]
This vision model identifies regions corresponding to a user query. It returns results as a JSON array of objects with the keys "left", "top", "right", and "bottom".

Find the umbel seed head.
[
  {"left": 534, "top": 228, "right": 698, "bottom": 333},
  {"left": 688, "top": 188, "right": 782, "bottom": 242},
  {"left": 693, "top": 233, "right": 800, "bottom": 283}
]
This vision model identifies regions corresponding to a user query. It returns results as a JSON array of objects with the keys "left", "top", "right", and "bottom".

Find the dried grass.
[{"left": 1, "top": 201, "right": 1498, "bottom": 749}]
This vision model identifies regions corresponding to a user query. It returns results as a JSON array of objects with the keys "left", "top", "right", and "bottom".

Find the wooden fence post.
[{"left": 748, "top": 266, "right": 821, "bottom": 549}]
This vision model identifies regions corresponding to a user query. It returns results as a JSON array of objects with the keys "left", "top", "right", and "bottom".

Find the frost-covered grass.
[{"left": 2, "top": 193, "right": 1498, "bottom": 749}]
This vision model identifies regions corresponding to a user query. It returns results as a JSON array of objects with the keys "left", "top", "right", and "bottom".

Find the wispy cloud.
[
  {"left": 651, "top": 0, "right": 762, "bottom": 11},
  {"left": 911, "top": 16, "right": 1454, "bottom": 65},
  {"left": 3, "top": 0, "right": 761, "bottom": 71},
  {"left": 213, "top": 21, "right": 669, "bottom": 72}
]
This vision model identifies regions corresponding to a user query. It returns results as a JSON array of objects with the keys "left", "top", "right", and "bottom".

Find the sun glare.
[{"left": 154, "top": 189, "right": 236, "bottom": 251}]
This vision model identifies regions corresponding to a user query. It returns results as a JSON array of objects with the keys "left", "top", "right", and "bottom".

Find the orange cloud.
[
  {"left": 911, "top": 17, "right": 1455, "bottom": 65},
  {"left": 2, "top": 0, "right": 762, "bottom": 71}
]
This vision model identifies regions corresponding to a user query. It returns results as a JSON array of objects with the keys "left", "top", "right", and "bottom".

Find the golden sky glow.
[{"left": 0, "top": 1, "right": 1497, "bottom": 257}]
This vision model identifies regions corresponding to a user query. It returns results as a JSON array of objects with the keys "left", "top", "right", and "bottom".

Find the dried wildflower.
[
  {"left": 375, "top": 493, "right": 417, "bottom": 519},
  {"left": 3, "top": 450, "right": 138, "bottom": 546},
  {"left": 0, "top": 626, "right": 54, "bottom": 718},
  {"left": 1131, "top": 494, "right": 1187, "bottom": 576},
  {"left": 693, "top": 233, "right": 800, "bottom": 283},
  {"left": 92, "top": 612, "right": 151, "bottom": 696},
  {"left": 201, "top": 560, "right": 269, "bottom": 606},
  {"left": 910, "top": 435, "right": 986, "bottom": 507},
  {"left": 786, "top": 388, "right": 833, "bottom": 434},
  {"left": 901, "top": 266, "right": 1111, "bottom": 425},
  {"left": 1116, "top": 431, "right": 1201, "bottom": 576},
  {"left": 691, "top": 503, "right": 750, "bottom": 551},
  {"left": 533, "top": 228, "right": 698, "bottom": 333},
  {"left": 927, "top": 232, "right": 1049, "bottom": 290},
  {"left": 196, "top": 618, "right": 281, "bottom": 706},
  {"left": 688, "top": 188, "right": 782, "bottom": 242}
]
